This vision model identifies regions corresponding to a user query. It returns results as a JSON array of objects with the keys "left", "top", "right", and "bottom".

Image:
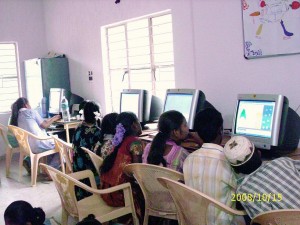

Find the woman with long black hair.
[
  {"left": 100, "top": 112, "right": 143, "bottom": 223},
  {"left": 143, "top": 110, "right": 200, "bottom": 172}
]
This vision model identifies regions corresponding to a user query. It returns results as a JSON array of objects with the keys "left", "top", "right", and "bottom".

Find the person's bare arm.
[
  {"left": 185, "top": 132, "right": 203, "bottom": 146},
  {"left": 40, "top": 115, "right": 61, "bottom": 129}
]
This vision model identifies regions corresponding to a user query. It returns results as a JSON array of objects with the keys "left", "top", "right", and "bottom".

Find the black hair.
[
  {"left": 76, "top": 214, "right": 102, "bottom": 225},
  {"left": 193, "top": 108, "right": 223, "bottom": 143},
  {"left": 79, "top": 100, "right": 89, "bottom": 111},
  {"left": 232, "top": 150, "right": 262, "bottom": 174},
  {"left": 101, "top": 112, "right": 139, "bottom": 173},
  {"left": 99, "top": 112, "right": 119, "bottom": 143},
  {"left": 10, "top": 97, "right": 29, "bottom": 126},
  {"left": 4, "top": 200, "right": 45, "bottom": 225},
  {"left": 83, "top": 101, "right": 100, "bottom": 124},
  {"left": 147, "top": 110, "right": 185, "bottom": 167}
]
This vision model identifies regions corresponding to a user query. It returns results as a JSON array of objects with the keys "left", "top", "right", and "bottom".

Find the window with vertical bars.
[
  {"left": 102, "top": 12, "right": 175, "bottom": 113},
  {"left": 0, "top": 43, "right": 20, "bottom": 112}
]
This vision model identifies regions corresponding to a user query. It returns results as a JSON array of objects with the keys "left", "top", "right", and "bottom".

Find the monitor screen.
[
  {"left": 164, "top": 93, "right": 194, "bottom": 122},
  {"left": 235, "top": 100, "right": 275, "bottom": 138},
  {"left": 49, "top": 88, "right": 65, "bottom": 114},
  {"left": 231, "top": 94, "right": 300, "bottom": 151},
  {"left": 120, "top": 93, "right": 140, "bottom": 117}
]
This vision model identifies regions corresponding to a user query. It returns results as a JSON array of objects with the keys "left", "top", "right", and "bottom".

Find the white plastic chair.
[
  {"left": 250, "top": 209, "right": 300, "bottom": 225},
  {"left": 40, "top": 163, "right": 139, "bottom": 225},
  {"left": 124, "top": 163, "right": 184, "bottom": 225},
  {"left": 8, "top": 125, "right": 63, "bottom": 186},
  {"left": 81, "top": 147, "right": 103, "bottom": 177},
  {"left": 0, "top": 123, "right": 20, "bottom": 177},
  {"left": 53, "top": 136, "right": 73, "bottom": 174},
  {"left": 158, "top": 177, "right": 247, "bottom": 225}
]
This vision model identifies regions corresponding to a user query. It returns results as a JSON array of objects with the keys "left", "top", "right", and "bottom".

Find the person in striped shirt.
[
  {"left": 224, "top": 136, "right": 300, "bottom": 220},
  {"left": 183, "top": 108, "right": 244, "bottom": 225}
]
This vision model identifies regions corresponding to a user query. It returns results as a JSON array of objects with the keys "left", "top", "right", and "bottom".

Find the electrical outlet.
[{"left": 88, "top": 70, "right": 93, "bottom": 81}]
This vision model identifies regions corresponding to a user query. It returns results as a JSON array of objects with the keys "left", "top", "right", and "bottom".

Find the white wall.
[
  {"left": 0, "top": 0, "right": 47, "bottom": 155},
  {"left": 0, "top": 0, "right": 299, "bottom": 155},
  {"left": 42, "top": 0, "right": 300, "bottom": 128}
]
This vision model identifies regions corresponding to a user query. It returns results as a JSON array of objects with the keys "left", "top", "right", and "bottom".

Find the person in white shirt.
[
  {"left": 10, "top": 97, "right": 61, "bottom": 170},
  {"left": 224, "top": 136, "right": 300, "bottom": 221},
  {"left": 183, "top": 108, "right": 243, "bottom": 225}
]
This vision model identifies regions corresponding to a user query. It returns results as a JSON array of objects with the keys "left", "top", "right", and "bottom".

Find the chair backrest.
[
  {"left": 8, "top": 125, "right": 31, "bottom": 155},
  {"left": 81, "top": 147, "right": 103, "bottom": 175},
  {"left": 158, "top": 177, "right": 246, "bottom": 225},
  {"left": 39, "top": 163, "right": 82, "bottom": 218},
  {"left": 250, "top": 209, "right": 300, "bottom": 225},
  {"left": 124, "top": 163, "right": 184, "bottom": 214},
  {"left": 53, "top": 136, "right": 73, "bottom": 173},
  {"left": 0, "top": 123, "right": 12, "bottom": 148}
]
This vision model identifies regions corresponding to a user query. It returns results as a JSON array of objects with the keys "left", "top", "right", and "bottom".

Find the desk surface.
[
  {"left": 50, "top": 120, "right": 81, "bottom": 143},
  {"left": 140, "top": 131, "right": 300, "bottom": 160}
]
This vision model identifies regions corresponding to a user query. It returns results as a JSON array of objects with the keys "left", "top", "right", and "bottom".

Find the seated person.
[
  {"left": 98, "top": 112, "right": 118, "bottom": 159},
  {"left": 183, "top": 108, "right": 243, "bottom": 225},
  {"left": 224, "top": 135, "right": 300, "bottom": 220},
  {"left": 72, "top": 101, "right": 102, "bottom": 200},
  {"left": 10, "top": 97, "right": 61, "bottom": 172},
  {"left": 4, "top": 200, "right": 46, "bottom": 225},
  {"left": 100, "top": 112, "right": 143, "bottom": 224},
  {"left": 143, "top": 110, "right": 198, "bottom": 173}
]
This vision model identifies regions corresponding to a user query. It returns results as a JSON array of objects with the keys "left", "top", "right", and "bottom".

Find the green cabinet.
[{"left": 24, "top": 57, "right": 70, "bottom": 113}]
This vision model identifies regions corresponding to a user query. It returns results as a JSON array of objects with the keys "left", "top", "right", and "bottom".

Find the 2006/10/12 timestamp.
[{"left": 231, "top": 193, "right": 282, "bottom": 202}]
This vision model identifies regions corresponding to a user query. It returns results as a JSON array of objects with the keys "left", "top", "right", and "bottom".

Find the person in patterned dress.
[
  {"left": 98, "top": 112, "right": 118, "bottom": 159},
  {"left": 72, "top": 100, "right": 102, "bottom": 200},
  {"left": 100, "top": 112, "right": 143, "bottom": 224}
]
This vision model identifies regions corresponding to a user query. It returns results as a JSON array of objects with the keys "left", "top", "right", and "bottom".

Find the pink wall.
[
  {"left": 0, "top": 0, "right": 299, "bottom": 155},
  {"left": 0, "top": 0, "right": 47, "bottom": 155},
  {"left": 0, "top": 0, "right": 47, "bottom": 95},
  {"left": 42, "top": 0, "right": 300, "bottom": 129}
]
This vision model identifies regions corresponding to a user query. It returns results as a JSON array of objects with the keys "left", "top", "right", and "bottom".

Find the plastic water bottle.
[
  {"left": 41, "top": 97, "right": 47, "bottom": 118},
  {"left": 61, "top": 96, "right": 70, "bottom": 122}
]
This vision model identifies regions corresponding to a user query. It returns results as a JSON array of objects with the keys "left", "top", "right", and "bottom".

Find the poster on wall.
[{"left": 242, "top": 0, "right": 300, "bottom": 59}]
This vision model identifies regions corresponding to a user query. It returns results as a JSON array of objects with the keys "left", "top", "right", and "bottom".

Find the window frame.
[
  {"left": 0, "top": 42, "right": 21, "bottom": 113},
  {"left": 101, "top": 10, "right": 175, "bottom": 113}
]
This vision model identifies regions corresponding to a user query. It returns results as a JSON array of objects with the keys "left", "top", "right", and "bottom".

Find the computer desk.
[
  {"left": 139, "top": 131, "right": 300, "bottom": 160},
  {"left": 49, "top": 120, "right": 81, "bottom": 143}
]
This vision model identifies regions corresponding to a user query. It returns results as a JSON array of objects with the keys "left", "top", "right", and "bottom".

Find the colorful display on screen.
[{"left": 235, "top": 100, "right": 275, "bottom": 138}]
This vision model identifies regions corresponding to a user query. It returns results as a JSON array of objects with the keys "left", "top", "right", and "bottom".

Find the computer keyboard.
[{"left": 49, "top": 124, "right": 64, "bottom": 129}]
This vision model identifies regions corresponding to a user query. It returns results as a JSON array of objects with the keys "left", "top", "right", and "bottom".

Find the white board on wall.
[{"left": 242, "top": 0, "right": 300, "bottom": 59}]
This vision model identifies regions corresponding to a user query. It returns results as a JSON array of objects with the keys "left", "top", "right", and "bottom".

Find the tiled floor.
[{"left": 0, "top": 154, "right": 77, "bottom": 225}]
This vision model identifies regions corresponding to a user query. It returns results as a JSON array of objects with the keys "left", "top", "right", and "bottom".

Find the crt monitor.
[
  {"left": 48, "top": 88, "right": 66, "bottom": 115},
  {"left": 163, "top": 88, "right": 214, "bottom": 130},
  {"left": 232, "top": 94, "right": 300, "bottom": 152},
  {"left": 120, "top": 89, "right": 163, "bottom": 128}
]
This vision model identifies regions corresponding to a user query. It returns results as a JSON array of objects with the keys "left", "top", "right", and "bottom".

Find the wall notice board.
[{"left": 242, "top": 0, "right": 300, "bottom": 59}]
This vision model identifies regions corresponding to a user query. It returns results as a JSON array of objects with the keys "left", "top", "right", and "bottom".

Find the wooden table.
[{"left": 53, "top": 120, "right": 81, "bottom": 143}]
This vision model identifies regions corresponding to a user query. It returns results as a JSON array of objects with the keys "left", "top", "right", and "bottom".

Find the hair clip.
[{"left": 94, "top": 111, "right": 101, "bottom": 121}]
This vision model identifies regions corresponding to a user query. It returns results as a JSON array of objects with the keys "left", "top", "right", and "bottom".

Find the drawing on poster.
[{"left": 242, "top": 0, "right": 300, "bottom": 59}]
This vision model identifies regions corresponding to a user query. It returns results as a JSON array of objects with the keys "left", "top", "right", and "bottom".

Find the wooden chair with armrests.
[
  {"left": 52, "top": 136, "right": 73, "bottom": 174},
  {"left": 250, "top": 209, "right": 300, "bottom": 225},
  {"left": 157, "top": 177, "right": 247, "bottom": 225},
  {"left": 0, "top": 123, "right": 20, "bottom": 177},
  {"left": 124, "top": 163, "right": 184, "bottom": 225},
  {"left": 8, "top": 125, "right": 63, "bottom": 186},
  {"left": 39, "top": 163, "right": 139, "bottom": 225},
  {"left": 80, "top": 147, "right": 103, "bottom": 177}
]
